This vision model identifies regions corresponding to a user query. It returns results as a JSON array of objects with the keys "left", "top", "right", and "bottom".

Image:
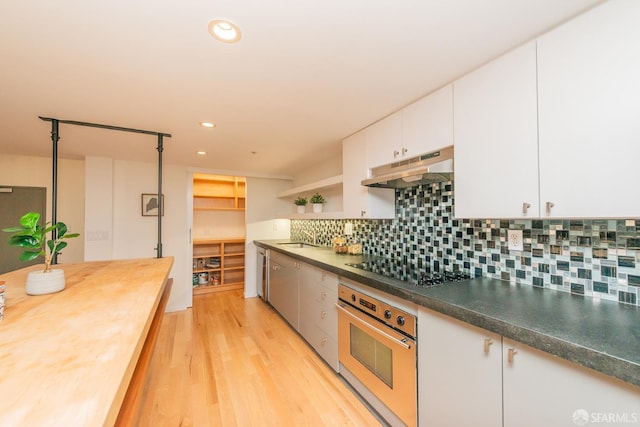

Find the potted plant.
[
  {"left": 294, "top": 196, "right": 307, "bottom": 214},
  {"left": 3, "top": 211, "right": 80, "bottom": 295},
  {"left": 310, "top": 193, "right": 325, "bottom": 213}
]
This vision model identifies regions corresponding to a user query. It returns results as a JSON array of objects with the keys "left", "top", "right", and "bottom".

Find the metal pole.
[
  {"left": 156, "top": 134, "right": 164, "bottom": 258},
  {"left": 38, "top": 116, "right": 171, "bottom": 260},
  {"left": 51, "top": 119, "right": 60, "bottom": 265}
]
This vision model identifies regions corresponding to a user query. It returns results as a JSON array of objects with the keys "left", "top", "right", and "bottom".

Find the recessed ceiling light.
[
  {"left": 208, "top": 19, "right": 241, "bottom": 43},
  {"left": 197, "top": 151, "right": 207, "bottom": 155},
  {"left": 200, "top": 122, "right": 216, "bottom": 128}
]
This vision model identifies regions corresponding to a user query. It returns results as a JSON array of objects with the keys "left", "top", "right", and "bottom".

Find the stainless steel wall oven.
[{"left": 336, "top": 279, "right": 417, "bottom": 427}]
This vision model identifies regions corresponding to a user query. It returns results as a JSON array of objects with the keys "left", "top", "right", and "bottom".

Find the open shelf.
[
  {"left": 192, "top": 238, "right": 245, "bottom": 295},
  {"left": 194, "top": 173, "right": 246, "bottom": 211}
]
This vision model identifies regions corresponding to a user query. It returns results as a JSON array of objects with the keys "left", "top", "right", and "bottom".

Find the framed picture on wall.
[{"left": 141, "top": 193, "right": 164, "bottom": 216}]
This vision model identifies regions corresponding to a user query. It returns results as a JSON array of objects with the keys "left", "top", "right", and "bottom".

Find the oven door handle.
[{"left": 335, "top": 302, "right": 413, "bottom": 350}]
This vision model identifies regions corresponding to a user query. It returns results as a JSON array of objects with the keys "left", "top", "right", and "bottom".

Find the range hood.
[{"left": 362, "top": 145, "right": 454, "bottom": 189}]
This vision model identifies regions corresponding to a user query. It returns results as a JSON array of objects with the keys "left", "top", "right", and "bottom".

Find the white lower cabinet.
[
  {"left": 502, "top": 338, "right": 640, "bottom": 427},
  {"left": 419, "top": 308, "right": 640, "bottom": 427},
  {"left": 418, "top": 308, "right": 502, "bottom": 427},
  {"left": 299, "top": 263, "right": 339, "bottom": 371}
]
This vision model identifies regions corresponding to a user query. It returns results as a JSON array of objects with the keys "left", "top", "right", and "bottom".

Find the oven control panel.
[{"left": 338, "top": 284, "right": 416, "bottom": 337}]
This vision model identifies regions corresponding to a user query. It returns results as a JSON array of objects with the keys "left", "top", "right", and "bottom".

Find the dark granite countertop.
[{"left": 255, "top": 239, "right": 640, "bottom": 388}]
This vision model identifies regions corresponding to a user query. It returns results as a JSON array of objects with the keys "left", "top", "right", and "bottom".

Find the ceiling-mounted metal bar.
[
  {"left": 39, "top": 116, "right": 171, "bottom": 138},
  {"left": 39, "top": 116, "right": 171, "bottom": 260}
]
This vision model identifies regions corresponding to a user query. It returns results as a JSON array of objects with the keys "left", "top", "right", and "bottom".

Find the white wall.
[
  {"left": 244, "top": 177, "right": 293, "bottom": 298},
  {"left": 193, "top": 210, "right": 245, "bottom": 239},
  {"left": 85, "top": 157, "right": 190, "bottom": 312},
  {"left": 291, "top": 152, "right": 342, "bottom": 187},
  {"left": 0, "top": 153, "right": 85, "bottom": 264},
  {"left": 84, "top": 157, "right": 113, "bottom": 261}
]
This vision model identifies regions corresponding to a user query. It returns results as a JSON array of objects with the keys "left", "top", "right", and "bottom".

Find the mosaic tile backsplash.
[{"left": 291, "top": 181, "right": 640, "bottom": 306}]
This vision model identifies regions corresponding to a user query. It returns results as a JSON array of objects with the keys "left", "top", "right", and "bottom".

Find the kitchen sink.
[{"left": 278, "top": 242, "right": 318, "bottom": 248}]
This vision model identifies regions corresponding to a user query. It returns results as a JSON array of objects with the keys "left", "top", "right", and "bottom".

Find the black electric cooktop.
[{"left": 345, "top": 257, "right": 470, "bottom": 287}]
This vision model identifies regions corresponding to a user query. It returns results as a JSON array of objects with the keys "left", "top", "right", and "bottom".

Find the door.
[{"left": 0, "top": 186, "right": 47, "bottom": 273}]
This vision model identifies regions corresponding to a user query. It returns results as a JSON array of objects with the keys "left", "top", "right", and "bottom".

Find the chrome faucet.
[{"left": 301, "top": 230, "right": 317, "bottom": 245}]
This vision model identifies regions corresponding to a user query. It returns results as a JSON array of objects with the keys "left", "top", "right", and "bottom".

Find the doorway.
[
  {"left": 191, "top": 174, "right": 246, "bottom": 297},
  {"left": 0, "top": 186, "right": 47, "bottom": 273}
]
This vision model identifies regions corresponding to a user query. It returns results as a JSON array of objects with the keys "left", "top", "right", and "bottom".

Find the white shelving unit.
[{"left": 276, "top": 175, "right": 344, "bottom": 219}]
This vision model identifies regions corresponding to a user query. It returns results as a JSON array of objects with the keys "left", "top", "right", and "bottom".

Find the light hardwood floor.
[{"left": 138, "top": 290, "right": 381, "bottom": 426}]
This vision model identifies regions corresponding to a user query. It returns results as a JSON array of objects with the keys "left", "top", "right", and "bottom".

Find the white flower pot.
[
  {"left": 26, "top": 269, "right": 65, "bottom": 295},
  {"left": 296, "top": 205, "right": 306, "bottom": 214},
  {"left": 312, "top": 203, "right": 323, "bottom": 213}
]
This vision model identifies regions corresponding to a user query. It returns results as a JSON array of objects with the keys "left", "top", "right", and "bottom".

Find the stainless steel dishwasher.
[{"left": 256, "top": 247, "right": 268, "bottom": 301}]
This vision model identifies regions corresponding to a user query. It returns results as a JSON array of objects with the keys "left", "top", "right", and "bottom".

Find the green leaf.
[
  {"left": 63, "top": 233, "right": 80, "bottom": 239},
  {"left": 57, "top": 222, "right": 68, "bottom": 237},
  {"left": 19, "top": 250, "right": 41, "bottom": 262},
  {"left": 2, "top": 226, "right": 25, "bottom": 233},
  {"left": 9, "top": 235, "right": 39, "bottom": 249},
  {"left": 56, "top": 241, "right": 68, "bottom": 252},
  {"left": 20, "top": 212, "right": 40, "bottom": 229}
]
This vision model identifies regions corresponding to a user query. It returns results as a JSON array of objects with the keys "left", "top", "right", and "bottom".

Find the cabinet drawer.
[
  {"left": 299, "top": 297, "right": 338, "bottom": 337},
  {"left": 305, "top": 323, "right": 339, "bottom": 372}
]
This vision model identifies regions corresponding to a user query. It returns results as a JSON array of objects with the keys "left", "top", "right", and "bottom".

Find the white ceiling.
[{"left": 0, "top": 0, "right": 603, "bottom": 178}]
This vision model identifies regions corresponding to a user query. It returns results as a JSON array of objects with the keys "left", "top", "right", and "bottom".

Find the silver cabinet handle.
[
  {"left": 336, "top": 302, "right": 412, "bottom": 350},
  {"left": 522, "top": 202, "right": 531, "bottom": 215},
  {"left": 320, "top": 310, "right": 327, "bottom": 319},
  {"left": 507, "top": 348, "right": 518, "bottom": 364},
  {"left": 361, "top": 210, "right": 366, "bottom": 217},
  {"left": 321, "top": 337, "right": 327, "bottom": 346},
  {"left": 393, "top": 150, "right": 400, "bottom": 158},
  {"left": 546, "top": 202, "right": 555, "bottom": 215},
  {"left": 320, "top": 291, "right": 327, "bottom": 301},
  {"left": 484, "top": 338, "right": 493, "bottom": 354}
]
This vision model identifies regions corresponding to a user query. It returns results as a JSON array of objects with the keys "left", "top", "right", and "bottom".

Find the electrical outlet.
[
  {"left": 344, "top": 222, "right": 353, "bottom": 236},
  {"left": 508, "top": 229, "right": 523, "bottom": 251}
]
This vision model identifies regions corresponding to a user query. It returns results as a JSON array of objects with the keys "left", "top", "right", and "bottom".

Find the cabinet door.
[
  {"left": 343, "top": 130, "right": 395, "bottom": 219},
  {"left": 503, "top": 338, "right": 640, "bottom": 427},
  {"left": 365, "top": 111, "right": 403, "bottom": 169},
  {"left": 418, "top": 308, "right": 502, "bottom": 427},
  {"left": 402, "top": 84, "right": 453, "bottom": 156},
  {"left": 537, "top": 1, "right": 640, "bottom": 218},
  {"left": 454, "top": 41, "right": 539, "bottom": 219},
  {"left": 268, "top": 255, "right": 299, "bottom": 330}
]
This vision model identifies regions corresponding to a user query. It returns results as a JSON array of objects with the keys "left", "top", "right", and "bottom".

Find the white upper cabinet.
[
  {"left": 402, "top": 84, "right": 453, "bottom": 158},
  {"left": 343, "top": 129, "right": 395, "bottom": 219},
  {"left": 365, "top": 111, "right": 403, "bottom": 169},
  {"left": 455, "top": 1, "right": 640, "bottom": 219},
  {"left": 454, "top": 41, "right": 540, "bottom": 219},
  {"left": 537, "top": 0, "right": 640, "bottom": 218},
  {"left": 366, "top": 85, "right": 454, "bottom": 170}
]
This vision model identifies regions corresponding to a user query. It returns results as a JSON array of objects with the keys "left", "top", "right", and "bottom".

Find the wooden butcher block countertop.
[{"left": 0, "top": 257, "right": 174, "bottom": 427}]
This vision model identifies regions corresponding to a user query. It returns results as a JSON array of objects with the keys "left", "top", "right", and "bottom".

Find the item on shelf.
[
  {"left": 198, "top": 272, "right": 209, "bottom": 285},
  {"left": 192, "top": 274, "right": 199, "bottom": 287},
  {"left": 210, "top": 273, "right": 220, "bottom": 286},
  {"left": 197, "top": 258, "right": 206, "bottom": 270},
  {"left": 206, "top": 257, "right": 221, "bottom": 268}
]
